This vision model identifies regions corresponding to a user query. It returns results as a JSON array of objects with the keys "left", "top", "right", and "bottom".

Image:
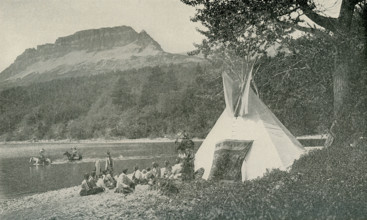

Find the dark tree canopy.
[
  {"left": 182, "top": 0, "right": 367, "bottom": 146},
  {"left": 182, "top": 0, "right": 365, "bottom": 55}
]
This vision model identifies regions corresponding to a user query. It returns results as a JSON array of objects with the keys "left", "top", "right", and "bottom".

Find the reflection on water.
[
  {"left": 29, "top": 165, "right": 54, "bottom": 182},
  {"left": 0, "top": 142, "right": 200, "bottom": 200}
]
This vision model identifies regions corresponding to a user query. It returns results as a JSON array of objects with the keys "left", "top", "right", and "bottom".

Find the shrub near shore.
[{"left": 154, "top": 143, "right": 367, "bottom": 219}]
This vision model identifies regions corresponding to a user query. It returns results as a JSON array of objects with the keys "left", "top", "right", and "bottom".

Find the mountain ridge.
[{"left": 0, "top": 25, "right": 202, "bottom": 83}]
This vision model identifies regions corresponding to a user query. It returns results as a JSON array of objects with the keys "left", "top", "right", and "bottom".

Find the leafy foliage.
[
  {"left": 155, "top": 178, "right": 180, "bottom": 195},
  {"left": 181, "top": 0, "right": 367, "bottom": 145},
  {"left": 254, "top": 36, "right": 334, "bottom": 135},
  {"left": 182, "top": 0, "right": 305, "bottom": 58},
  {"left": 154, "top": 141, "right": 367, "bottom": 219}
]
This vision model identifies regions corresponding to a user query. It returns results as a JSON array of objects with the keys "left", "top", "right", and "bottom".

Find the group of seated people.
[
  {"left": 79, "top": 159, "right": 184, "bottom": 196},
  {"left": 129, "top": 159, "right": 183, "bottom": 185},
  {"left": 79, "top": 171, "right": 107, "bottom": 196}
]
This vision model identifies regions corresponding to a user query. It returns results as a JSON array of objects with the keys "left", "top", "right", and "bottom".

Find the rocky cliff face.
[
  {"left": 0, "top": 26, "right": 201, "bottom": 83},
  {"left": 53, "top": 26, "right": 162, "bottom": 52}
]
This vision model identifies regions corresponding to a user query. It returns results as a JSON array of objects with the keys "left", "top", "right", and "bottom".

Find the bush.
[
  {"left": 154, "top": 143, "right": 367, "bottom": 219},
  {"left": 155, "top": 179, "right": 179, "bottom": 195}
]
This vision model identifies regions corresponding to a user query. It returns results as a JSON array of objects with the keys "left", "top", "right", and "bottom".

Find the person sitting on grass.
[
  {"left": 115, "top": 169, "right": 135, "bottom": 194},
  {"left": 88, "top": 171, "right": 98, "bottom": 188},
  {"left": 80, "top": 173, "right": 91, "bottom": 196},
  {"left": 79, "top": 173, "right": 104, "bottom": 196},
  {"left": 162, "top": 160, "right": 172, "bottom": 178},
  {"left": 145, "top": 167, "right": 156, "bottom": 185},
  {"left": 170, "top": 159, "right": 183, "bottom": 180},
  {"left": 96, "top": 173, "right": 105, "bottom": 188},
  {"left": 103, "top": 170, "right": 117, "bottom": 189},
  {"left": 140, "top": 169, "right": 148, "bottom": 185},
  {"left": 132, "top": 165, "right": 143, "bottom": 184},
  {"left": 152, "top": 162, "right": 161, "bottom": 178}
]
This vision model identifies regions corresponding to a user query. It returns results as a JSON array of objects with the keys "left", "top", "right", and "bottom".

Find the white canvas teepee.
[{"left": 195, "top": 64, "right": 305, "bottom": 181}]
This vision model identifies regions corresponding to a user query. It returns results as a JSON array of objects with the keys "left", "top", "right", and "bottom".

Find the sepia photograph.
[{"left": 0, "top": 0, "right": 366, "bottom": 219}]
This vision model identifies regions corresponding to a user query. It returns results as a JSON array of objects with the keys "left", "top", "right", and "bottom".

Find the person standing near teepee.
[
  {"left": 174, "top": 131, "right": 195, "bottom": 180},
  {"left": 175, "top": 130, "right": 194, "bottom": 158}
]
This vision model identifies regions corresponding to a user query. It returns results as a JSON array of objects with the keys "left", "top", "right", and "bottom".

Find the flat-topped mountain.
[
  {"left": 0, "top": 26, "right": 202, "bottom": 83},
  {"left": 54, "top": 26, "right": 162, "bottom": 51}
]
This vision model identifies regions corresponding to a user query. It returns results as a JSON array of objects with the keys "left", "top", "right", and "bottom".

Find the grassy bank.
[
  {"left": 156, "top": 142, "right": 367, "bottom": 219},
  {"left": 1, "top": 142, "right": 366, "bottom": 219}
]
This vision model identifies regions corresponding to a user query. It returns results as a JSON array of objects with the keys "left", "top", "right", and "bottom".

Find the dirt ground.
[{"left": 0, "top": 185, "right": 171, "bottom": 220}]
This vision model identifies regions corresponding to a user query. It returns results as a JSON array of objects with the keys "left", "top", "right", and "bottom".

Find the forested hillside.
[
  {"left": 0, "top": 35, "right": 338, "bottom": 142},
  {"left": 0, "top": 64, "right": 223, "bottom": 141}
]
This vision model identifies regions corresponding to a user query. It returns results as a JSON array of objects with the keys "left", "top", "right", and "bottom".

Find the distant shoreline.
[
  {"left": 1, "top": 138, "right": 204, "bottom": 145},
  {"left": 0, "top": 135, "right": 325, "bottom": 145}
]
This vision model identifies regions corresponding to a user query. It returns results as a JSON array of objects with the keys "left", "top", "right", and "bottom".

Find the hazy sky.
[
  {"left": 0, "top": 0, "right": 341, "bottom": 72},
  {"left": 0, "top": 0, "right": 204, "bottom": 72}
]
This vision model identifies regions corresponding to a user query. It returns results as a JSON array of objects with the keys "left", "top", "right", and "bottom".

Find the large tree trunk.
[
  {"left": 359, "top": 2, "right": 367, "bottom": 139},
  {"left": 325, "top": 0, "right": 367, "bottom": 147},
  {"left": 333, "top": 48, "right": 350, "bottom": 119},
  {"left": 364, "top": 4, "right": 367, "bottom": 62},
  {"left": 327, "top": 45, "right": 366, "bottom": 148},
  {"left": 327, "top": 44, "right": 354, "bottom": 147}
]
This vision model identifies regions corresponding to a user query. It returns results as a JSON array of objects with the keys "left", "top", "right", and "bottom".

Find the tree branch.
[
  {"left": 275, "top": 20, "right": 330, "bottom": 37},
  {"left": 296, "top": 0, "right": 338, "bottom": 32}
]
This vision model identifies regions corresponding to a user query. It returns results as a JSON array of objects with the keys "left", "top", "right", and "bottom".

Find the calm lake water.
[{"left": 0, "top": 141, "right": 201, "bottom": 201}]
